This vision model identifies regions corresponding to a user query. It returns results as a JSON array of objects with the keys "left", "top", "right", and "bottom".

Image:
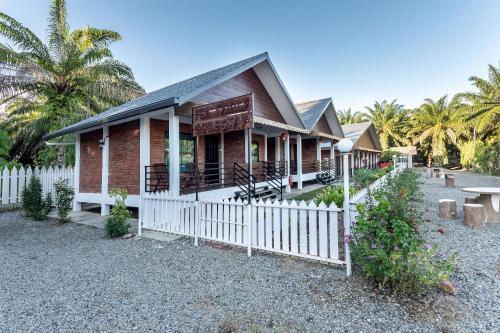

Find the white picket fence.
[
  {"left": 0, "top": 166, "right": 74, "bottom": 205},
  {"left": 141, "top": 192, "right": 344, "bottom": 266}
]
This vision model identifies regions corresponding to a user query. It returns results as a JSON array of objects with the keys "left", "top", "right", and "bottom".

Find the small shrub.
[
  {"left": 105, "top": 188, "right": 131, "bottom": 237},
  {"left": 21, "top": 176, "right": 52, "bottom": 220},
  {"left": 53, "top": 179, "right": 75, "bottom": 223},
  {"left": 351, "top": 169, "right": 457, "bottom": 292},
  {"left": 314, "top": 185, "right": 356, "bottom": 207}
]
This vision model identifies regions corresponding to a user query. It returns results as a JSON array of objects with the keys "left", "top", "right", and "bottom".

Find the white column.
[
  {"left": 101, "top": 126, "right": 110, "bottom": 216},
  {"left": 168, "top": 109, "right": 180, "bottom": 195},
  {"left": 264, "top": 134, "right": 268, "bottom": 162},
  {"left": 330, "top": 140, "right": 335, "bottom": 175},
  {"left": 284, "top": 133, "right": 290, "bottom": 193},
  {"left": 297, "top": 134, "right": 303, "bottom": 190},
  {"left": 73, "top": 133, "right": 81, "bottom": 211},
  {"left": 244, "top": 130, "right": 249, "bottom": 163},
  {"left": 140, "top": 116, "right": 151, "bottom": 196},
  {"left": 220, "top": 132, "right": 225, "bottom": 184},
  {"left": 408, "top": 154, "right": 413, "bottom": 168},
  {"left": 343, "top": 153, "right": 352, "bottom": 276},
  {"left": 316, "top": 138, "right": 321, "bottom": 161}
]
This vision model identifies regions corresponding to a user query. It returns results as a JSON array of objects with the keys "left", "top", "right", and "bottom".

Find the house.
[
  {"left": 45, "top": 52, "right": 378, "bottom": 214},
  {"left": 321, "top": 121, "right": 382, "bottom": 175}
]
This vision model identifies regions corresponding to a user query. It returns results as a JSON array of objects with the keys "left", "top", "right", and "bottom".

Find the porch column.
[
  {"left": 275, "top": 135, "right": 281, "bottom": 171},
  {"left": 297, "top": 134, "right": 303, "bottom": 190},
  {"left": 330, "top": 140, "right": 335, "bottom": 174},
  {"left": 101, "top": 126, "right": 110, "bottom": 216},
  {"left": 244, "top": 130, "right": 249, "bottom": 163},
  {"left": 264, "top": 134, "right": 268, "bottom": 161},
  {"left": 220, "top": 132, "right": 224, "bottom": 184},
  {"left": 284, "top": 133, "right": 291, "bottom": 193},
  {"left": 139, "top": 116, "right": 150, "bottom": 196},
  {"left": 316, "top": 138, "right": 321, "bottom": 172},
  {"left": 73, "top": 133, "right": 81, "bottom": 211},
  {"left": 168, "top": 109, "right": 180, "bottom": 195}
]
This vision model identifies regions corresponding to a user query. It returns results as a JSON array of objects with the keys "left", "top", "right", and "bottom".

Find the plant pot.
[{"left": 379, "top": 161, "right": 391, "bottom": 168}]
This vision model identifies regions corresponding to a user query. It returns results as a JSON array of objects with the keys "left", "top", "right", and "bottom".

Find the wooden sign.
[{"left": 192, "top": 94, "right": 253, "bottom": 137}]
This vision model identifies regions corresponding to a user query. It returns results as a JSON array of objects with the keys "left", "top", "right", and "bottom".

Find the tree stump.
[
  {"left": 464, "top": 196, "right": 479, "bottom": 204},
  {"left": 433, "top": 168, "right": 441, "bottom": 178},
  {"left": 445, "top": 174, "right": 454, "bottom": 187},
  {"left": 463, "top": 204, "right": 486, "bottom": 228},
  {"left": 439, "top": 199, "right": 457, "bottom": 219}
]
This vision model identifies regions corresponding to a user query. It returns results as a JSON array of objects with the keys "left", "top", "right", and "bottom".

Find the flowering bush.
[
  {"left": 353, "top": 167, "right": 392, "bottom": 189},
  {"left": 351, "top": 169, "right": 457, "bottom": 292}
]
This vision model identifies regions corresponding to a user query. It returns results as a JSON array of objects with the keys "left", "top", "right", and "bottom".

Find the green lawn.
[{"left": 289, "top": 186, "right": 327, "bottom": 202}]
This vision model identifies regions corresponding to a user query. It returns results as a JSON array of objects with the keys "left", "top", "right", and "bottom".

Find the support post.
[
  {"left": 263, "top": 134, "right": 268, "bottom": 162},
  {"left": 139, "top": 116, "right": 151, "bottom": 236},
  {"left": 296, "top": 134, "right": 302, "bottom": 190},
  {"left": 169, "top": 109, "right": 180, "bottom": 195},
  {"left": 246, "top": 203, "right": 252, "bottom": 256},
  {"left": 220, "top": 132, "right": 225, "bottom": 184},
  {"left": 343, "top": 153, "right": 352, "bottom": 276},
  {"left": 101, "top": 126, "right": 110, "bottom": 216},
  {"left": 73, "top": 133, "right": 81, "bottom": 211},
  {"left": 316, "top": 138, "right": 321, "bottom": 171},
  {"left": 246, "top": 128, "right": 252, "bottom": 200},
  {"left": 285, "top": 132, "right": 290, "bottom": 193}
]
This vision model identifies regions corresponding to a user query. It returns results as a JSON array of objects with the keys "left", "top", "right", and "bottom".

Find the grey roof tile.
[
  {"left": 45, "top": 52, "right": 268, "bottom": 139},
  {"left": 295, "top": 98, "right": 331, "bottom": 129},
  {"left": 341, "top": 121, "right": 372, "bottom": 143}
]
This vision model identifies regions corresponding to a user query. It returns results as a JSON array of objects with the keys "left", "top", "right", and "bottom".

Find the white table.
[{"left": 462, "top": 187, "right": 500, "bottom": 223}]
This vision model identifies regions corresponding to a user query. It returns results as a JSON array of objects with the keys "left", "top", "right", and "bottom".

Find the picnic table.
[{"left": 462, "top": 187, "right": 500, "bottom": 223}]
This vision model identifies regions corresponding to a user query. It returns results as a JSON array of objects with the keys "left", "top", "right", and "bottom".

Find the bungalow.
[
  {"left": 45, "top": 52, "right": 378, "bottom": 214},
  {"left": 321, "top": 121, "right": 382, "bottom": 175}
]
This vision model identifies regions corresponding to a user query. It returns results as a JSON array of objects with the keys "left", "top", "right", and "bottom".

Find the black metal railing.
[{"left": 145, "top": 164, "right": 169, "bottom": 192}]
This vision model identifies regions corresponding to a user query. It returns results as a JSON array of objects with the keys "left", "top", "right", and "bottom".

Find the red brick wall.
[
  {"left": 150, "top": 119, "right": 167, "bottom": 165},
  {"left": 79, "top": 129, "right": 102, "bottom": 193},
  {"left": 109, "top": 120, "right": 140, "bottom": 195}
]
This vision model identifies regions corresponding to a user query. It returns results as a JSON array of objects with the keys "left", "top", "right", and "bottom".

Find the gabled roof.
[
  {"left": 341, "top": 121, "right": 382, "bottom": 151},
  {"left": 296, "top": 98, "right": 332, "bottom": 129},
  {"left": 295, "top": 98, "right": 344, "bottom": 139},
  {"left": 45, "top": 52, "right": 306, "bottom": 140}
]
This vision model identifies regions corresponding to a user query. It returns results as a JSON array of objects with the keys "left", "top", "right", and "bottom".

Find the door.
[{"left": 204, "top": 135, "right": 219, "bottom": 186}]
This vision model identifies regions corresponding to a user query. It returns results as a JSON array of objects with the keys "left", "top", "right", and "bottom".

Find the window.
[
  {"left": 251, "top": 141, "right": 259, "bottom": 162},
  {"left": 165, "top": 132, "right": 195, "bottom": 172}
]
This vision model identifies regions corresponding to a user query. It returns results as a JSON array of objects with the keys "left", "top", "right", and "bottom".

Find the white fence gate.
[
  {"left": 141, "top": 192, "right": 344, "bottom": 267},
  {"left": 0, "top": 166, "right": 74, "bottom": 205}
]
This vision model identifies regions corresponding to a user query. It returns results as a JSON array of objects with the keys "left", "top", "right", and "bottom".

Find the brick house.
[{"left": 45, "top": 52, "right": 379, "bottom": 214}]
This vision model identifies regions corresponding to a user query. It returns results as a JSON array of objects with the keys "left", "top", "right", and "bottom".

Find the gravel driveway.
[{"left": 0, "top": 169, "right": 499, "bottom": 332}]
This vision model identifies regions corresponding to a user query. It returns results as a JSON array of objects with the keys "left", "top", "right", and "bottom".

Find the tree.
[
  {"left": 337, "top": 108, "right": 367, "bottom": 124},
  {"left": 460, "top": 63, "right": 500, "bottom": 143},
  {"left": 363, "top": 99, "right": 409, "bottom": 150},
  {"left": 0, "top": 0, "right": 145, "bottom": 163},
  {"left": 409, "top": 95, "right": 460, "bottom": 166}
]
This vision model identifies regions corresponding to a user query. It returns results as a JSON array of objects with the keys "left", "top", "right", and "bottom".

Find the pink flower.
[
  {"left": 344, "top": 234, "right": 351, "bottom": 244},
  {"left": 438, "top": 227, "right": 445, "bottom": 235}
]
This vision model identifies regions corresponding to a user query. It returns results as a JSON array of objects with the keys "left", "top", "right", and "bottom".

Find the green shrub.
[
  {"left": 351, "top": 169, "right": 457, "bottom": 292},
  {"left": 314, "top": 185, "right": 356, "bottom": 207},
  {"left": 53, "top": 179, "right": 74, "bottom": 223},
  {"left": 353, "top": 167, "right": 392, "bottom": 189},
  {"left": 21, "top": 176, "right": 52, "bottom": 220},
  {"left": 105, "top": 188, "right": 131, "bottom": 237}
]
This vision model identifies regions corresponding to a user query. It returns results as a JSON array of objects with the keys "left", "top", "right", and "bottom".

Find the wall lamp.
[{"left": 99, "top": 136, "right": 109, "bottom": 148}]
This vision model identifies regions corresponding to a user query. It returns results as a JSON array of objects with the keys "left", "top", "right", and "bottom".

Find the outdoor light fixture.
[
  {"left": 337, "top": 138, "right": 353, "bottom": 153},
  {"left": 99, "top": 136, "right": 109, "bottom": 148}
]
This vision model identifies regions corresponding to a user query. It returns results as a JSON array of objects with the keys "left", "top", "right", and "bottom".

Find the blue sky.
[{"left": 2, "top": 0, "right": 500, "bottom": 111}]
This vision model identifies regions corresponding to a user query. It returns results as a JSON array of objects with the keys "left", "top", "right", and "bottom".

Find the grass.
[{"left": 289, "top": 186, "right": 327, "bottom": 202}]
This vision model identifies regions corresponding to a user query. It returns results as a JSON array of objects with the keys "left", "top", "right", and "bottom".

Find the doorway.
[{"left": 204, "top": 135, "right": 219, "bottom": 186}]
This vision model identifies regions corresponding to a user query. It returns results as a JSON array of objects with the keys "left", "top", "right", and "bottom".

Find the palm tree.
[
  {"left": 337, "top": 108, "right": 367, "bottom": 124},
  {"left": 409, "top": 95, "right": 460, "bottom": 166},
  {"left": 459, "top": 63, "right": 500, "bottom": 143},
  {"left": 0, "top": 0, "right": 144, "bottom": 163},
  {"left": 363, "top": 99, "right": 409, "bottom": 150}
]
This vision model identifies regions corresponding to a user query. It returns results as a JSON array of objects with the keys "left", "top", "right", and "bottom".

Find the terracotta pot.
[{"left": 379, "top": 161, "right": 391, "bottom": 168}]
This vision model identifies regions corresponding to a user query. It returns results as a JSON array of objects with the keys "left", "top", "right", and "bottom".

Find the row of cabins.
[{"left": 45, "top": 53, "right": 382, "bottom": 213}]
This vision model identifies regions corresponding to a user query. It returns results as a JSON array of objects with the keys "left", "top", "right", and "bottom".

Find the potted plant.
[{"left": 379, "top": 150, "right": 394, "bottom": 168}]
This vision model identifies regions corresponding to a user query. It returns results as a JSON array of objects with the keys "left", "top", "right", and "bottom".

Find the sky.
[{"left": 2, "top": 0, "right": 500, "bottom": 111}]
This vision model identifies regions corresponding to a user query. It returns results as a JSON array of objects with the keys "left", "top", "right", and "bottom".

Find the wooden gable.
[
  {"left": 313, "top": 114, "right": 333, "bottom": 135},
  {"left": 356, "top": 131, "right": 377, "bottom": 150},
  {"left": 191, "top": 69, "right": 286, "bottom": 123}
]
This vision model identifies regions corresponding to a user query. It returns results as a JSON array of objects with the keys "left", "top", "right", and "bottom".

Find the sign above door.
[{"left": 192, "top": 94, "right": 254, "bottom": 137}]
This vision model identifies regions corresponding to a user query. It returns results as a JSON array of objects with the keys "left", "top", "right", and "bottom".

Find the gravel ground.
[{"left": 0, "top": 169, "right": 499, "bottom": 332}]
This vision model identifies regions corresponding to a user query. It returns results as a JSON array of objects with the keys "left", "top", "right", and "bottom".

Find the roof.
[
  {"left": 295, "top": 98, "right": 331, "bottom": 129},
  {"left": 390, "top": 146, "right": 417, "bottom": 155},
  {"left": 254, "top": 116, "right": 309, "bottom": 134},
  {"left": 45, "top": 52, "right": 271, "bottom": 140},
  {"left": 341, "top": 121, "right": 382, "bottom": 151}
]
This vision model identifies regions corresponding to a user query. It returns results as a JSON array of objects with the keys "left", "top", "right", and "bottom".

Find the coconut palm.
[
  {"left": 363, "top": 99, "right": 409, "bottom": 150},
  {"left": 409, "top": 95, "right": 461, "bottom": 166},
  {"left": 337, "top": 108, "right": 367, "bottom": 125},
  {"left": 459, "top": 63, "right": 500, "bottom": 143},
  {"left": 0, "top": 0, "right": 144, "bottom": 163}
]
